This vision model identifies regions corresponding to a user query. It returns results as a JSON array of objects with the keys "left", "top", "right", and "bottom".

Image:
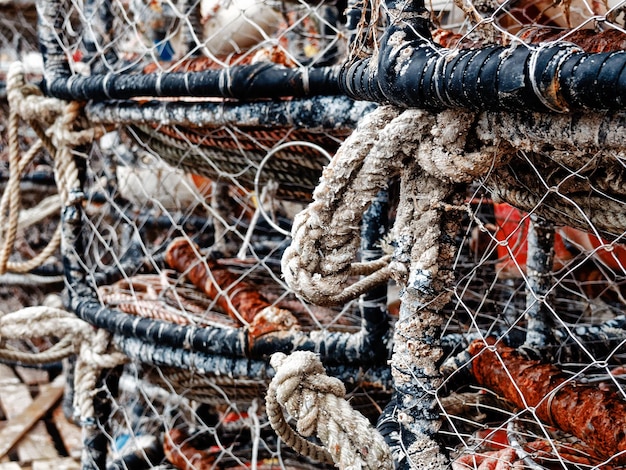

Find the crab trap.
[{"left": 0, "top": 0, "right": 625, "bottom": 467}]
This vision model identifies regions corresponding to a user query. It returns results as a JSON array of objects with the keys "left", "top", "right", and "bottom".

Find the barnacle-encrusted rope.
[
  {"left": 282, "top": 107, "right": 495, "bottom": 306},
  {"left": 0, "top": 61, "right": 102, "bottom": 274},
  {"left": 266, "top": 351, "right": 393, "bottom": 469},
  {"left": 282, "top": 106, "right": 400, "bottom": 306},
  {"left": 281, "top": 106, "right": 497, "bottom": 468},
  {"left": 283, "top": 106, "right": 626, "bottom": 307}
]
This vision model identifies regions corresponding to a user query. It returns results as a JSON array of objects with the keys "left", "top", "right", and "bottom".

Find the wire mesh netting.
[{"left": 0, "top": 0, "right": 625, "bottom": 468}]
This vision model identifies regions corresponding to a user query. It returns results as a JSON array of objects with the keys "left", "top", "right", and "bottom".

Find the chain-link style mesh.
[{"left": 0, "top": 0, "right": 625, "bottom": 468}]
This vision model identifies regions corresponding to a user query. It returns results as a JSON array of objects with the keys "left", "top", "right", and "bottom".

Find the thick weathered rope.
[
  {"left": 279, "top": 107, "right": 500, "bottom": 469},
  {"left": 282, "top": 107, "right": 494, "bottom": 306},
  {"left": 282, "top": 106, "right": 626, "bottom": 307},
  {"left": 0, "top": 61, "right": 102, "bottom": 275},
  {"left": 0, "top": 297, "right": 128, "bottom": 424},
  {"left": 266, "top": 350, "right": 393, "bottom": 469}
]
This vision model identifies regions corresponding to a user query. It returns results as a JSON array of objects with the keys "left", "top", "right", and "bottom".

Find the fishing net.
[{"left": 0, "top": 0, "right": 625, "bottom": 468}]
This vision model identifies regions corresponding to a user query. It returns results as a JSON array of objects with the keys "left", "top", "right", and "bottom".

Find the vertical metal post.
[
  {"left": 37, "top": 0, "right": 72, "bottom": 82},
  {"left": 63, "top": 199, "right": 115, "bottom": 470},
  {"left": 360, "top": 189, "right": 391, "bottom": 361},
  {"left": 524, "top": 214, "right": 555, "bottom": 348},
  {"left": 82, "top": 0, "right": 118, "bottom": 72},
  {"left": 81, "top": 367, "right": 122, "bottom": 470},
  {"left": 60, "top": 141, "right": 116, "bottom": 470}
]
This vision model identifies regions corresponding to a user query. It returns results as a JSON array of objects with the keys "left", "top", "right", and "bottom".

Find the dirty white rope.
[
  {"left": 0, "top": 296, "right": 128, "bottom": 423},
  {"left": 282, "top": 107, "right": 494, "bottom": 305},
  {"left": 280, "top": 106, "right": 498, "bottom": 469},
  {"left": 282, "top": 104, "right": 626, "bottom": 305},
  {"left": 266, "top": 351, "right": 393, "bottom": 469},
  {"left": 0, "top": 61, "right": 103, "bottom": 275}
]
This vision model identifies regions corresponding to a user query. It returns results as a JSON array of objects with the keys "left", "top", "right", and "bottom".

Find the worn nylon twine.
[
  {"left": 266, "top": 350, "right": 393, "bottom": 469},
  {"left": 0, "top": 61, "right": 103, "bottom": 275}
]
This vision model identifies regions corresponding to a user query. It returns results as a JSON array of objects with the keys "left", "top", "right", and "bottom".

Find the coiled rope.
[
  {"left": 266, "top": 350, "right": 393, "bottom": 469},
  {"left": 281, "top": 106, "right": 495, "bottom": 306},
  {"left": 0, "top": 61, "right": 104, "bottom": 275}
]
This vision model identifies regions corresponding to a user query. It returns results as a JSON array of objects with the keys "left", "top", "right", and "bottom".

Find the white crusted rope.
[
  {"left": 282, "top": 107, "right": 492, "bottom": 305},
  {"left": 267, "top": 351, "right": 393, "bottom": 470},
  {"left": 0, "top": 301, "right": 128, "bottom": 424},
  {"left": 0, "top": 62, "right": 103, "bottom": 275}
]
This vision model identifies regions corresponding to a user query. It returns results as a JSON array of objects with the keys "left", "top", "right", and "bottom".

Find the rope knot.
[
  {"left": 270, "top": 352, "right": 346, "bottom": 437},
  {"left": 267, "top": 351, "right": 393, "bottom": 469},
  {"left": 0, "top": 62, "right": 101, "bottom": 275}
]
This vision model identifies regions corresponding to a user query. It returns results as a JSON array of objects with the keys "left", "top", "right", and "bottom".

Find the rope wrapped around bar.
[
  {"left": 266, "top": 350, "right": 393, "bottom": 469},
  {"left": 281, "top": 106, "right": 495, "bottom": 306},
  {"left": 0, "top": 298, "right": 128, "bottom": 425},
  {"left": 1, "top": 61, "right": 103, "bottom": 274}
]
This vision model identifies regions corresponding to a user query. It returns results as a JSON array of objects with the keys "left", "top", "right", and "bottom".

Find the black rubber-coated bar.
[
  {"left": 81, "top": 367, "right": 121, "bottom": 470},
  {"left": 552, "top": 314, "right": 626, "bottom": 363},
  {"left": 38, "top": 0, "right": 344, "bottom": 101},
  {"left": 115, "top": 334, "right": 394, "bottom": 388},
  {"left": 339, "top": 6, "right": 626, "bottom": 111},
  {"left": 523, "top": 215, "right": 555, "bottom": 349},
  {"left": 40, "top": 0, "right": 626, "bottom": 109},
  {"left": 43, "top": 63, "right": 343, "bottom": 101},
  {"left": 359, "top": 189, "right": 392, "bottom": 360},
  {"left": 37, "top": 0, "right": 72, "bottom": 79},
  {"left": 62, "top": 199, "right": 392, "bottom": 365}
]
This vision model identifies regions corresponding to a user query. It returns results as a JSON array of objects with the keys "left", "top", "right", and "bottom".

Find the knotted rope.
[
  {"left": 280, "top": 107, "right": 498, "bottom": 468},
  {"left": 0, "top": 296, "right": 128, "bottom": 424},
  {"left": 282, "top": 104, "right": 626, "bottom": 307},
  {"left": 0, "top": 61, "right": 104, "bottom": 275},
  {"left": 282, "top": 107, "right": 495, "bottom": 306},
  {"left": 266, "top": 351, "right": 393, "bottom": 469}
]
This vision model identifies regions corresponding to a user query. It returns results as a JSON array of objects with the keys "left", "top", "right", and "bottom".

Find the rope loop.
[
  {"left": 267, "top": 351, "right": 393, "bottom": 469},
  {"left": 0, "top": 62, "right": 101, "bottom": 275},
  {"left": 281, "top": 107, "right": 492, "bottom": 306},
  {"left": 0, "top": 300, "right": 127, "bottom": 425}
]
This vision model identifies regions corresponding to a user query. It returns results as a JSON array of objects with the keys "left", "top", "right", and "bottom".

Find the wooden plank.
[
  {"left": 0, "top": 365, "right": 62, "bottom": 463},
  {"left": 0, "top": 365, "right": 22, "bottom": 464},
  {"left": 0, "top": 365, "right": 21, "bottom": 387},
  {"left": 31, "top": 457, "right": 80, "bottom": 470},
  {"left": 14, "top": 367, "right": 49, "bottom": 386},
  {"left": 0, "top": 463, "right": 21, "bottom": 470},
  {"left": 51, "top": 406, "right": 82, "bottom": 459}
]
